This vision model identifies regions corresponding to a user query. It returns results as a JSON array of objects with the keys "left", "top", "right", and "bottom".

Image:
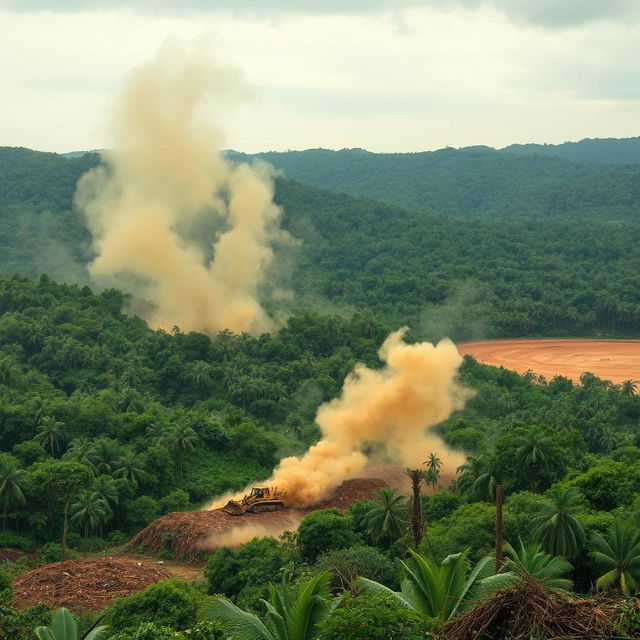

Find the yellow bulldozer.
[{"left": 222, "top": 486, "right": 288, "bottom": 515}]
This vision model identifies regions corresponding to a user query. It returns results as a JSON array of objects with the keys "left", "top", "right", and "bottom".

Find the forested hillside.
[
  {"left": 2, "top": 147, "right": 640, "bottom": 338},
  {"left": 234, "top": 145, "right": 640, "bottom": 221},
  {"left": 502, "top": 136, "right": 640, "bottom": 165}
]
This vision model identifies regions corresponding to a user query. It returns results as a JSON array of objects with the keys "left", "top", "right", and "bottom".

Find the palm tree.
[
  {"left": 70, "top": 490, "right": 110, "bottom": 538},
  {"left": 36, "top": 608, "right": 108, "bottom": 640},
  {"left": 64, "top": 438, "right": 99, "bottom": 474},
  {"left": 164, "top": 422, "right": 199, "bottom": 454},
  {"left": 502, "top": 539, "right": 573, "bottom": 591},
  {"left": 455, "top": 456, "right": 496, "bottom": 502},
  {"left": 424, "top": 452, "right": 443, "bottom": 494},
  {"left": 620, "top": 379, "right": 639, "bottom": 396},
  {"left": 591, "top": 520, "right": 640, "bottom": 596},
  {"left": 0, "top": 465, "right": 26, "bottom": 531},
  {"left": 599, "top": 426, "right": 620, "bottom": 455},
  {"left": 93, "top": 438, "right": 122, "bottom": 475},
  {"left": 113, "top": 450, "right": 150, "bottom": 488},
  {"left": 355, "top": 549, "right": 511, "bottom": 621},
  {"left": 513, "top": 429, "right": 553, "bottom": 491},
  {"left": 365, "top": 488, "right": 406, "bottom": 546},
  {"left": 202, "top": 572, "right": 332, "bottom": 640},
  {"left": 532, "top": 486, "right": 586, "bottom": 558},
  {"left": 33, "top": 416, "right": 65, "bottom": 456},
  {"left": 185, "top": 361, "right": 214, "bottom": 390}
]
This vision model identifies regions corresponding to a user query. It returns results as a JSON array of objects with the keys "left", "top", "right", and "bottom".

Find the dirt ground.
[
  {"left": 457, "top": 338, "right": 640, "bottom": 384},
  {"left": 12, "top": 556, "right": 172, "bottom": 612},
  {"left": 128, "top": 476, "right": 389, "bottom": 559}
]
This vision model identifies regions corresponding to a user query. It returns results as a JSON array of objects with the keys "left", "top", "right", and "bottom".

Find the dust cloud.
[
  {"left": 198, "top": 514, "right": 302, "bottom": 550},
  {"left": 208, "top": 328, "right": 469, "bottom": 509},
  {"left": 75, "top": 42, "right": 285, "bottom": 335}
]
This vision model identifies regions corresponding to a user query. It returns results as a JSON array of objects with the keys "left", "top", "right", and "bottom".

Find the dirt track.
[{"left": 457, "top": 339, "right": 640, "bottom": 384}]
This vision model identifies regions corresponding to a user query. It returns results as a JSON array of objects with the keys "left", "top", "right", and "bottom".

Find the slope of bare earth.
[
  {"left": 457, "top": 339, "right": 640, "bottom": 384},
  {"left": 128, "top": 477, "right": 387, "bottom": 560}
]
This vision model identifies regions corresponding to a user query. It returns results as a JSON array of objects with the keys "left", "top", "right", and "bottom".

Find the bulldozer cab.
[{"left": 249, "top": 487, "right": 268, "bottom": 499}]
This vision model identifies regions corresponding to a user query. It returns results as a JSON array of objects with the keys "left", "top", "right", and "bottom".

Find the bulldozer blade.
[{"left": 221, "top": 500, "right": 245, "bottom": 515}]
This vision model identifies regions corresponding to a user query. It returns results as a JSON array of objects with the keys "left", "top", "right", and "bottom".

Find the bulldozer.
[{"left": 222, "top": 486, "right": 288, "bottom": 515}]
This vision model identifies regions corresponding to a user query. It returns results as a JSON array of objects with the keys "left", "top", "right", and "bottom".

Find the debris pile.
[
  {"left": 439, "top": 576, "right": 624, "bottom": 640},
  {"left": 12, "top": 557, "right": 172, "bottom": 612},
  {"left": 129, "top": 476, "right": 387, "bottom": 560}
]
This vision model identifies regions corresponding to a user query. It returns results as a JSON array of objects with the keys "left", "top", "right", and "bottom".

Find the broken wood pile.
[{"left": 12, "top": 556, "right": 172, "bottom": 612}]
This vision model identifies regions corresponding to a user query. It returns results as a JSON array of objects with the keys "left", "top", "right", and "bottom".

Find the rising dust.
[
  {"left": 76, "top": 42, "right": 286, "bottom": 335},
  {"left": 209, "top": 328, "right": 470, "bottom": 513}
]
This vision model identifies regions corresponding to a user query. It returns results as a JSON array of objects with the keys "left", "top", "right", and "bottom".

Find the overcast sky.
[{"left": 1, "top": 0, "right": 639, "bottom": 153}]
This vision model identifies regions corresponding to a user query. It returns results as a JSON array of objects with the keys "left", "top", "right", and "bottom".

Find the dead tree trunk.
[{"left": 405, "top": 468, "right": 425, "bottom": 550}]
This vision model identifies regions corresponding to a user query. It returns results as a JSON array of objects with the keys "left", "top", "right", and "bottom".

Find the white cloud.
[{"left": 0, "top": 5, "right": 638, "bottom": 152}]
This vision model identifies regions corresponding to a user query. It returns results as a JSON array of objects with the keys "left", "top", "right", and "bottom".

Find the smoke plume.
[
  {"left": 209, "top": 328, "right": 469, "bottom": 509},
  {"left": 75, "top": 42, "right": 284, "bottom": 335}
]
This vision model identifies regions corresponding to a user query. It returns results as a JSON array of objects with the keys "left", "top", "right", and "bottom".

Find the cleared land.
[{"left": 457, "top": 339, "right": 640, "bottom": 384}]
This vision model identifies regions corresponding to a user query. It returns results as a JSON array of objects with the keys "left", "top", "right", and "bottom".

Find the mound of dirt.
[
  {"left": 13, "top": 556, "right": 172, "bottom": 612},
  {"left": 129, "top": 476, "right": 388, "bottom": 560}
]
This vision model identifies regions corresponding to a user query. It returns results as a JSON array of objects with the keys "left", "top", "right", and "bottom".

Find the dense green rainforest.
[
  {"left": 2, "top": 145, "right": 640, "bottom": 338},
  {"left": 0, "top": 142, "right": 639, "bottom": 638}
]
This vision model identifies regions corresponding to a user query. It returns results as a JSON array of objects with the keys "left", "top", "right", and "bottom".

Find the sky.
[{"left": 0, "top": 0, "right": 639, "bottom": 153}]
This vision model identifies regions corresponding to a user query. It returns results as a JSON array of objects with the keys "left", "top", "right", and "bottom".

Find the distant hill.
[
  {"left": 500, "top": 136, "right": 640, "bottom": 165},
  {"left": 2, "top": 145, "right": 640, "bottom": 338},
  {"left": 231, "top": 145, "right": 640, "bottom": 221}
]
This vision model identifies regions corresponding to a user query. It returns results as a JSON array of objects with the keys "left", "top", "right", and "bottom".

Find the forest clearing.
[{"left": 457, "top": 339, "right": 640, "bottom": 384}]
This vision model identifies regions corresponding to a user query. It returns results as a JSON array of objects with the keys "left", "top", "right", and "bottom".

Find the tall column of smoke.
[
  {"left": 75, "top": 43, "right": 283, "bottom": 335},
  {"left": 210, "top": 329, "right": 469, "bottom": 510}
]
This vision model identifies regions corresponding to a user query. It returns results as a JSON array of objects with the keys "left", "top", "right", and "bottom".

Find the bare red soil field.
[{"left": 457, "top": 339, "right": 640, "bottom": 384}]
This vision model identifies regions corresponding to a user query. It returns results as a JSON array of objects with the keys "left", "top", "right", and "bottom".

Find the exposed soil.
[
  {"left": 457, "top": 338, "right": 640, "bottom": 384},
  {"left": 129, "top": 476, "right": 388, "bottom": 560},
  {"left": 12, "top": 556, "right": 172, "bottom": 612}
]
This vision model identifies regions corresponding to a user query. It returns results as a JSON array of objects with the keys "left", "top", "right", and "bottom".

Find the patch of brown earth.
[
  {"left": 129, "top": 476, "right": 388, "bottom": 560},
  {"left": 457, "top": 338, "right": 640, "bottom": 384},
  {"left": 12, "top": 556, "right": 171, "bottom": 612}
]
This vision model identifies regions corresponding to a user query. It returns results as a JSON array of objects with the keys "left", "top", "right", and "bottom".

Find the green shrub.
[
  {"left": 315, "top": 545, "right": 398, "bottom": 591},
  {"left": 0, "top": 567, "right": 13, "bottom": 604},
  {"left": 0, "top": 603, "right": 53, "bottom": 640},
  {"left": 297, "top": 508, "right": 356, "bottom": 562},
  {"left": 0, "top": 533, "right": 33, "bottom": 551},
  {"left": 105, "top": 579, "right": 202, "bottom": 633},
  {"left": 318, "top": 592, "right": 435, "bottom": 640},
  {"left": 40, "top": 542, "right": 63, "bottom": 564}
]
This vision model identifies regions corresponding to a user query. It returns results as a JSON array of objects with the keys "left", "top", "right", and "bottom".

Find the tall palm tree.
[
  {"left": 424, "top": 453, "right": 443, "bottom": 494},
  {"left": 502, "top": 539, "right": 573, "bottom": 591},
  {"left": 113, "top": 450, "right": 150, "bottom": 488},
  {"left": 70, "top": 490, "right": 110, "bottom": 538},
  {"left": 599, "top": 426, "right": 620, "bottom": 455},
  {"left": 36, "top": 608, "right": 108, "bottom": 640},
  {"left": 93, "top": 438, "right": 122, "bottom": 475},
  {"left": 164, "top": 423, "right": 199, "bottom": 454},
  {"left": 202, "top": 572, "right": 332, "bottom": 640},
  {"left": 365, "top": 488, "right": 406, "bottom": 546},
  {"left": 455, "top": 456, "right": 496, "bottom": 502},
  {"left": 64, "top": 438, "right": 99, "bottom": 474},
  {"left": 33, "top": 416, "right": 65, "bottom": 456},
  {"left": 532, "top": 486, "right": 586, "bottom": 558},
  {"left": 0, "top": 465, "right": 26, "bottom": 531},
  {"left": 355, "top": 549, "right": 511, "bottom": 622},
  {"left": 513, "top": 429, "right": 553, "bottom": 491},
  {"left": 620, "top": 379, "right": 639, "bottom": 396},
  {"left": 591, "top": 520, "right": 640, "bottom": 596}
]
